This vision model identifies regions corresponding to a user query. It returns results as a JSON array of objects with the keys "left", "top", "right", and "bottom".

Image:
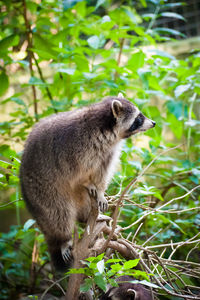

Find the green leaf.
[
  {"left": 97, "top": 259, "right": 104, "bottom": 274},
  {"left": 150, "top": 49, "right": 175, "bottom": 60},
  {"left": 162, "top": 2, "right": 184, "bottom": 9},
  {"left": 105, "top": 258, "right": 122, "bottom": 264},
  {"left": 189, "top": 176, "right": 198, "bottom": 184},
  {"left": 94, "top": 274, "right": 107, "bottom": 291},
  {"left": 153, "top": 191, "right": 164, "bottom": 201},
  {"left": 123, "top": 259, "right": 140, "bottom": 270},
  {"left": 139, "top": 0, "right": 147, "bottom": 7},
  {"left": 74, "top": 55, "right": 89, "bottom": 72},
  {"left": 129, "top": 161, "right": 142, "bottom": 170},
  {"left": 0, "top": 72, "right": 9, "bottom": 96},
  {"left": 95, "top": 0, "right": 105, "bottom": 9},
  {"left": 153, "top": 27, "right": 185, "bottom": 37},
  {"left": 167, "top": 113, "right": 183, "bottom": 139},
  {"left": 166, "top": 100, "right": 184, "bottom": 119},
  {"left": 29, "top": 76, "right": 46, "bottom": 86},
  {"left": 185, "top": 119, "right": 200, "bottom": 127},
  {"left": 192, "top": 168, "right": 200, "bottom": 178},
  {"left": 80, "top": 278, "right": 93, "bottom": 292},
  {"left": 87, "top": 35, "right": 100, "bottom": 49},
  {"left": 127, "top": 50, "right": 145, "bottom": 72},
  {"left": 110, "top": 263, "right": 122, "bottom": 271},
  {"left": 135, "top": 280, "right": 160, "bottom": 289},
  {"left": 0, "top": 159, "right": 13, "bottom": 169},
  {"left": 160, "top": 12, "right": 186, "bottom": 21},
  {"left": 3, "top": 96, "right": 27, "bottom": 107},
  {"left": 74, "top": 1, "right": 87, "bottom": 18},
  {"left": 58, "top": 68, "right": 75, "bottom": 75},
  {"left": 123, "top": 7, "right": 141, "bottom": 24},
  {"left": 0, "top": 145, "right": 17, "bottom": 158},
  {"left": 174, "top": 84, "right": 191, "bottom": 98},
  {"left": 0, "top": 35, "right": 19, "bottom": 51},
  {"left": 132, "top": 269, "right": 150, "bottom": 280},
  {"left": 23, "top": 219, "right": 36, "bottom": 231},
  {"left": 86, "top": 253, "right": 104, "bottom": 262},
  {"left": 33, "top": 34, "right": 57, "bottom": 59},
  {"left": 67, "top": 268, "right": 86, "bottom": 274}
]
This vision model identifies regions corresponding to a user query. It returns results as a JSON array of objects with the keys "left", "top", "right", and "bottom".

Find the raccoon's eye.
[{"left": 129, "top": 113, "right": 144, "bottom": 132}]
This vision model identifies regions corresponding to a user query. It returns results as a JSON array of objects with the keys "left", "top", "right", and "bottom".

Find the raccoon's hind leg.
[
  {"left": 47, "top": 235, "right": 73, "bottom": 272},
  {"left": 38, "top": 198, "right": 76, "bottom": 272}
]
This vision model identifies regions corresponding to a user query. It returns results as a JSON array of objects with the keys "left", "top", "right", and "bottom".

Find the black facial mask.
[{"left": 128, "top": 113, "right": 144, "bottom": 132}]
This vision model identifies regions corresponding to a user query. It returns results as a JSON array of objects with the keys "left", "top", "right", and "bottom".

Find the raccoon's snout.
[{"left": 142, "top": 117, "right": 156, "bottom": 131}]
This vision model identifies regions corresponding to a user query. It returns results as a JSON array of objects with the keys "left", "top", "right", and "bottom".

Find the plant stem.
[
  {"left": 187, "top": 93, "right": 196, "bottom": 158},
  {"left": 22, "top": 0, "right": 38, "bottom": 121},
  {"left": 33, "top": 55, "right": 57, "bottom": 113},
  {"left": 114, "top": 38, "right": 125, "bottom": 81},
  {"left": 15, "top": 187, "right": 20, "bottom": 226},
  {"left": 147, "top": 4, "right": 160, "bottom": 31}
]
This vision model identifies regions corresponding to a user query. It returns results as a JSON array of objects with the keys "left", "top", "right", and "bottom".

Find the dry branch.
[{"left": 63, "top": 145, "right": 200, "bottom": 300}]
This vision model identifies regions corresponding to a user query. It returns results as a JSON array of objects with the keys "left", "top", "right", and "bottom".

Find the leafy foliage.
[
  {"left": 0, "top": 0, "right": 200, "bottom": 299},
  {"left": 68, "top": 254, "right": 151, "bottom": 295}
]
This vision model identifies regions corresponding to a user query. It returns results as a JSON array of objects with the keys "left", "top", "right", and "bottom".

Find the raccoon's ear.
[
  {"left": 127, "top": 288, "right": 137, "bottom": 297},
  {"left": 108, "top": 287, "right": 118, "bottom": 297},
  {"left": 112, "top": 100, "right": 123, "bottom": 118},
  {"left": 118, "top": 92, "right": 124, "bottom": 99}
]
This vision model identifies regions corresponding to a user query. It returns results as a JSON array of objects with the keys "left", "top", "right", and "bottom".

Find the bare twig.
[
  {"left": 132, "top": 222, "right": 144, "bottom": 242},
  {"left": 0, "top": 199, "right": 23, "bottom": 208},
  {"left": 22, "top": 0, "right": 38, "bottom": 121},
  {"left": 41, "top": 276, "right": 67, "bottom": 299},
  {"left": 114, "top": 38, "right": 125, "bottom": 81},
  {"left": 29, "top": 232, "right": 39, "bottom": 293},
  {"left": 33, "top": 54, "right": 57, "bottom": 113},
  {"left": 101, "top": 144, "right": 183, "bottom": 252},
  {"left": 122, "top": 185, "right": 200, "bottom": 231}
]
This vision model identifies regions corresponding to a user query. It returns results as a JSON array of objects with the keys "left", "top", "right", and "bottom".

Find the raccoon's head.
[
  {"left": 109, "top": 93, "right": 156, "bottom": 139},
  {"left": 100, "top": 275, "right": 153, "bottom": 300}
]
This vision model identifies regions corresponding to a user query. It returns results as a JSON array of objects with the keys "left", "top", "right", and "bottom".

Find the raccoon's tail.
[{"left": 48, "top": 238, "right": 74, "bottom": 272}]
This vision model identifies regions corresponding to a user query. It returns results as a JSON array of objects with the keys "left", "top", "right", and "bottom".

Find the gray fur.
[{"left": 20, "top": 95, "right": 155, "bottom": 270}]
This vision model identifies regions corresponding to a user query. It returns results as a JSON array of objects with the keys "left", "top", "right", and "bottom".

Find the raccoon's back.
[
  {"left": 21, "top": 112, "right": 78, "bottom": 175},
  {"left": 20, "top": 104, "right": 117, "bottom": 191}
]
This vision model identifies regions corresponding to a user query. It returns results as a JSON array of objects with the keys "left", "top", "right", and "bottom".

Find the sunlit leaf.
[
  {"left": 87, "top": 35, "right": 100, "bottom": 49},
  {"left": 160, "top": 12, "right": 186, "bottom": 21},
  {"left": 174, "top": 84, "right": 191, "bottom": 98},
  {"left": 95, "top": 0, "right": 105, "bottom": 9},
  {"left": 23, "top": 219, "right": 36, "bottom": 231},
  {"left": 153, "top": 27, "right": 185, "bottom": 37},
  {"left": 123, "top": 259, "right": 140, "bottom": 270},
  {"left": 97, "top": 259, "right": 104, "bottom": 274}
]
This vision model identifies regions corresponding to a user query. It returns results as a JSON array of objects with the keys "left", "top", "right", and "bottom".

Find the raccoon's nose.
[{"left": 152, "top": 121, "right": 156, "bottom": 127}]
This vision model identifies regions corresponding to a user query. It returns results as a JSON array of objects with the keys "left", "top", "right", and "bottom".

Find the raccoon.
[
  {"left": 20, "top": 93, "right": 155, "bottom": 271},
  {"left": 100, "top": 275, "right": 153, "bottom": 300}
]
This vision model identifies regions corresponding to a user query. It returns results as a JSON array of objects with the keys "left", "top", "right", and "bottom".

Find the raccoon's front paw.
[
  {"left": 86, "top": 183, "right": 97, "bottom": 200},
  {"left": 98, "top": 194, "right": 108, "bottom": 213}
]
